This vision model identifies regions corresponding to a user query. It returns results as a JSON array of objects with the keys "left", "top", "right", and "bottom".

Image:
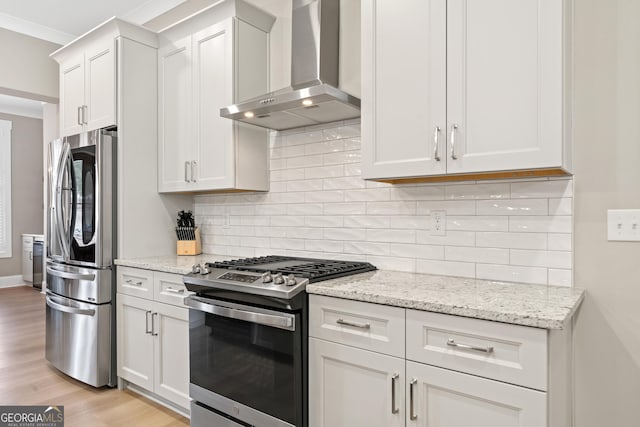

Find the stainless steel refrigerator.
[{"left": 46, "top": 129, "right": 116, "bottom": 387}]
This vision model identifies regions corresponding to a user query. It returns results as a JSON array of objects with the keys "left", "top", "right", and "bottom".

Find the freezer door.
[
  {"left": 46, "top": 262, "right": 112, "bottom": 304},
  {"left": 45, "top": 291, "right": 114, "bottom": 387}
]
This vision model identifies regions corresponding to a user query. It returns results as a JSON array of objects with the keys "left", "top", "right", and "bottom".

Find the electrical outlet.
[
  {"left": 223, "top": 213, "right": 231, "bottom": 229},
  {"left": 607, "top": 209, "right": 640, "bottom": 241},
  {"left": 430, "top": 210, "right": 446, "bottom": 236}
]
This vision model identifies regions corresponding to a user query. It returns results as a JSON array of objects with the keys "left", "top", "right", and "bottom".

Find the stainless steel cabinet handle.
[
  {"left": 391, "top": 373, "right": 399, "bottom": 414},
  {"left": 77, "top": 106, "right": 82, "bottom": 125},
  {"left": 184, "top": 161, "right": 190, "bottom": 183},
  {"left": 166, "top": 287, "right": 185, "bottom": 294},
  {"left": 151, "top": 312, "right": 158, "bottom": 336},
  {"left": 191, "top": 161, "right": 197, "bottom": 182},
  {"left": 145, "top": 310, "right": 152, "bottom": 334},
  {"left": 336, "top": 318, "right": 371, "bottom": 330},
  {"left": 450, "top": 124, "right": 458, "bottom": 160},
  {"left": 82, "top": 105, "right": 88, "bottom": 124},
  {"left": 446, "top": 338, "right": 494, "bottom": 353},
  {"left": 433, "top": 126, "right": 441, "bottom": 161},
  {"left": 125, "top": 279, "right": 143, "bottom": 287},
  {"left": 409, "top": 378, "right": 418, "bottom": 420}
]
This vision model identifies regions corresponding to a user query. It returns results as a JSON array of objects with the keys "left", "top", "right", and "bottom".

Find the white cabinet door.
[
  {"left": 406, "top": 361, "right": 546, "bottom": 427},
  {"left": 446, "top": 0, "right": 564, "bottom": 174},
  {"left": 309, "top": 338, "right": 405, "bottom": 427},
  {"left": 22, "top": 249, "right": 32, "bottom": 283},
  {"left": 60, "top": 55, "right": 85, "bottom": 137},
  {"left": 117, "top": 293, "right": 154, "bottom": 392},
  {"left": 84, "top": 37, "right": 116, "bottom": 132},
  {"left": 158, "top": 36, "right": 193, "bottom": 192},
  {"left": 362, "top": 0, "right": 447, "bottom": 180},
  {"left": 153, "top": 302, "right": 190, "bottom": 409},
  {"left": 191, "top": 20, "right": 234, "bottom": 190}
]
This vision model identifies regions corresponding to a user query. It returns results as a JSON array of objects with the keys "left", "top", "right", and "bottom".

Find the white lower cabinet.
[
  {"left": 116, "top": 267, "right": 190, "bottom": 412},
  {"left": 406, "top": 361, "right": 546, "bottom": 427},
  {"left": 309, "top": 295, "right": 572, "bottom": 427},
  {"left": 309, "top": 338, "right": 405, "bottom": 427}
]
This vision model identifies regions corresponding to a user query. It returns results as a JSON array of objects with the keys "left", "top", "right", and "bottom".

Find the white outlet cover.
[
  {"left": 430, "top": 210, "right": 446, "bottom": 236},
  {"left": 607, "top": 209, "right": 640, "bottom": 241}
]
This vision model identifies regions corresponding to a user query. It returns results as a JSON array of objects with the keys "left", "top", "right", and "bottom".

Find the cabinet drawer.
[
  {"left": 117, "top": 266, "right": 154, "bottom": 299},
  {"left": 154, "top": 272, "right": 189, "bottom": 307},
  {"left": 406, "top": 310, "right": 547, "bottom": 391},
  {"left": 309, "top": 295, "right": 405, "bottom": 358}
]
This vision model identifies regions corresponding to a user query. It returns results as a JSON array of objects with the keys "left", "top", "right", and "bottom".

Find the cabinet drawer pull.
[
  {"left": 433, "top": 126, "right": 441, "bottom": 161},
  {"left": 409, "top": 378, "right": 417, "bottom": 420},
  {"left": 166, "top": 287, "right": 185, "bottom": 294},
  {"left": 125, "top": 279, "right": 143, "bottom": 287},
  {"left": 446, "top": 338, "right": 494, "bottom": 354},
  {"left": 450, "top": 124, "right": 458, "bottom": 160},
  {"left": 391, "top": 373, "right": 399, "bottom": 414},
  {"left": 151, "top": 312, "right": 158, "bottom": 336},
  {"left": 336, "top": 318, "right": 371, "bottom": 330},
  {"left": 145, "top": 310, "right": 152, "bottom": 334}
]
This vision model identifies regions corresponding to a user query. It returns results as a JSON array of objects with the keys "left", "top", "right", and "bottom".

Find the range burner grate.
[{"left": 207, "top": 255, "right": 376, "bottom": 283}]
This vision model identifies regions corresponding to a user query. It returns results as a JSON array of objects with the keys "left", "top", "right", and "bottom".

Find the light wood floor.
[{"left": 0, "top": 285, "right": 189, "bottom": 427}]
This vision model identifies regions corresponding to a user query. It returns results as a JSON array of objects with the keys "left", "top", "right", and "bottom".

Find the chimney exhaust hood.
[{"left": 220, "top": 0, "right": 360, "bottom": 131}]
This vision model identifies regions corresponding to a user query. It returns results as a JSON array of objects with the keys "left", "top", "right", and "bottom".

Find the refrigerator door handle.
[
  {"left": 46, "top": 295, "right": 96, "bottom": 317},
  {"left": 46, "top": 266, "right": 96, "bottom": 282},
  {"left": 55, "top": 141, "right": 71, "bottom": 260}
]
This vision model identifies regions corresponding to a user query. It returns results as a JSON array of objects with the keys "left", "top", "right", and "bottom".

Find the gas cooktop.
[{"left": 183, "top": 255, "right": 376, "bottom": 299}]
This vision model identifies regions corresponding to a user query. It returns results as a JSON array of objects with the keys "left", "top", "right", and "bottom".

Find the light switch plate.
[{"left": 607, "top": 209, "right": 640, "bottom": 241}]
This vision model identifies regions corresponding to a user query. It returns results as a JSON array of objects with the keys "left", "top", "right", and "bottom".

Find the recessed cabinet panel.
[
  {"left": 446, "top": 0, "right": 563, "bottom": 174},
  {"left": 192, "top": 22, "right": 234, "bottom": 190},
  {"left": 85, "top": 39, "right": 116, "bottom": 131},
  {"left": 117, "top": 293, "right": 154, "bottom": 391},
  {"left": 406, "top": 361, "right": 546, "bottom": 427},
  {"left": 362, "top": 0, "right": 446, "bottom": 180},
  {"left": 158, "top": 38, "right": 193, "bottom": 192},
  {"left": 60, "top": 58, "right": 85, "bottom": 137}
]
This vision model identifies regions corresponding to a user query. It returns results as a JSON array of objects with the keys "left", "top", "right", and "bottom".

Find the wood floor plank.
[{"left": 0, "top": 286, "right": 189, "bottom": 426}]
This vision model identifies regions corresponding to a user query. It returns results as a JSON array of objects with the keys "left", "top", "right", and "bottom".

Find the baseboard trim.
[{"left": 0, "top": 275, "right": 25, "bottom": 288}]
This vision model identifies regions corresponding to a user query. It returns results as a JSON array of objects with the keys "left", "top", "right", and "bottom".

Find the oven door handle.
[{"left": 185, "top": 297, "right": 296, "bottom": 331}]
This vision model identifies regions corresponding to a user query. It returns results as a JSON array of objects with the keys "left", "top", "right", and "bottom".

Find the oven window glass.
[
  {"left": 190, "top": 309, "right": 297, "bottom": 424},
  {"left": 69, "top": 146, "right": 96, "bottom": 262}
]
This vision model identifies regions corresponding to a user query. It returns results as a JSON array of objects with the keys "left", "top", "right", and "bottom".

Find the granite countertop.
[
  {"left": 307, "top": 270, "right": 584, "bottom": 330},
  {"left": 114, "top": 254, "right": 231, "bottom": 275},
  {"left": 115, "top": 255, "right": 584, "bottom": 330}
]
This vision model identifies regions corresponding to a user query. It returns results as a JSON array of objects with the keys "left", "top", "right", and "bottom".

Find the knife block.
[{"left": 177, "top": 228, "right": 202, "bottom": 256}]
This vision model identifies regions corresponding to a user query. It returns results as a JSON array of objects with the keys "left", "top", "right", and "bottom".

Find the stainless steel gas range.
[{"left": 184, "top": 256, "right": 376, "bottom": 427}]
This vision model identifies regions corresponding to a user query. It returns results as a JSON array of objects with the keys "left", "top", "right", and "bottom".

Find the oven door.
[{"left": 186, "top": 296, "right": 303, "bottom": 427}]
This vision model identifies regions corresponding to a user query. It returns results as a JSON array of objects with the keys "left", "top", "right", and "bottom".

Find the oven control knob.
[
  {"left": 273, "top": 273, "right": 285, "bottom": 285},
  {"left": 261, "top": 272, "right": 273, "bottom": 283},
  {"left": 286, "top": 275, "right": 297, "bottom": 286},
  {"left": 191, "top": 264, "right": 201, "bottom": 274}
]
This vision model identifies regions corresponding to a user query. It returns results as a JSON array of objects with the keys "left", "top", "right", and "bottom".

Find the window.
[{"left": 0, "top": 119, "right": 12, "bottom": 258}]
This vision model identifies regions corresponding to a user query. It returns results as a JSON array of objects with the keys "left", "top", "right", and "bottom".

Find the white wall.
[
  {"left": 0, "top": 28, "right": 60, "bottom": 103},
  {"left": 573, "top": 0, "right": 640, "bottom": 425},
  {"left": 195, "top": 120, "right": 573, "bottom": 286}
]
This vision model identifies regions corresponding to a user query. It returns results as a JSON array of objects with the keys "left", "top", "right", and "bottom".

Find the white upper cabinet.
[
  {"left": 52, "top": 18, "right": 158, "bottom": 138},
  {"left": 158, "top": 0, "right": 275, "bottom": 193},
  {"left": 362, "top": 0, "right": 572, "bottom": 182}
]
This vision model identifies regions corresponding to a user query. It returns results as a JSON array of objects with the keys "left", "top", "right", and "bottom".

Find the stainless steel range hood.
[{"left": 220, "top": 0, "right": 360, "bottom": 131}]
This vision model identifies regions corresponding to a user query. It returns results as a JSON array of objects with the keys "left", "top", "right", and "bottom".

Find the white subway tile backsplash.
[
  {"left": 445, "top": 183, "right": 510, "bottom": 200},
  {"left": 416, "top": 200, "right": 476, "bottom": 215},
  {"left": 476, "top": 232, "right": 547, "bottom": 250},
  {"left": 476, "top": 264, "right": 547, "bottom": 285},
  {"left": 446, "top": 216, "right": 509, "bottom": 232},
  {"left": 510, "top": 179, "right": 573, "bottom": 199},
  {"left": 416, "top": 260, "right": 475, "bottom": 278},
  {"left": 195, "top": 122, "right": 573, "bottom": 287},
  {"left": 476, "top": 199, "right": 548, "bottom": 216},
  {"left": 510, "top": 250, "right": 572, "bottom": 269},
  {"left": 390, "top": 244, "right": 444, "bottom": 260}
]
